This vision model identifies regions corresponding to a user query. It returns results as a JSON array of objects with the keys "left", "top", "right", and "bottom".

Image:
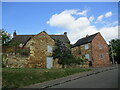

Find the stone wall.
[
  {"left": 71, "top": 46, "right": 80, "bottom": 58},
  {"left": 71, "top": 43, "right": 92, "bottom": 67},
  {"left": 5, "top": 32, "right": 60, "bottom": 68},
  {"left": 71, "top": 43, "right": 92, "bottom": 60},
  {"left": 25, "top": 32, "right": 56, "bottom": 68},
  {"left": 79, "top": 43, "right": 92, "bottom": 60},
  {"left": 7, "top": 54, "right": 28, "bottom": 68},
  {"left": 53, "top": 58, "right": 62, "bottom": 68},
  {"left": 92, "top": 33, "right": 111, "bottom": 67}
]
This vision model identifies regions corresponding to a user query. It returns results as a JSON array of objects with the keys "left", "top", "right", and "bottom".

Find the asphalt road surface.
[{"left": 50, "top": 68, "right": 119, "bottom": 88}]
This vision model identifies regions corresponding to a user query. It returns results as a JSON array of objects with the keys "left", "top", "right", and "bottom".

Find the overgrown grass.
[{"left": 2, "top": 68, "right": 91, "bottom": 89}]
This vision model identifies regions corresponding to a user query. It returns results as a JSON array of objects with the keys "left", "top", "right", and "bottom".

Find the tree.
[
  {"left": 9, "top": 41, "right": 20, "bottom": 47},
  {"left": 109, "top": 39, "right": 120, "bottom": 64},
  {"left": 52, "top": 40, "right": 83, "bottom": 68},
  {"left": 0, "top": 29, "right": 20, "bottom": 46},
  {"left": 0, "top": 29, "right": 12, "bottom": 46},
  {"left": 52, "top": 40, "right": 70, "bottom": 68}
]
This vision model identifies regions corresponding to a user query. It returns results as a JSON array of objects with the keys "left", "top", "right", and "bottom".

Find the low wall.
[
  {"left": 4, "top": 54, "right": 89, "bottom": 68},
  {"left": 6, "top": 54, "right": 29, "bottom": 68},
  {"left": 5, "top": 54, "right": 61, "bottom": 68}
]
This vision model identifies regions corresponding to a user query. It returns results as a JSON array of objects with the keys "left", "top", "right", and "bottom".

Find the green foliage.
[
  {"left": 17, "top": 49, "right": 29, "bottom": 56},
  {"left": 52, "top": 40, "right": 71, "bottom": 59},
  {"left": 0, "top": 29, "right": 20, "bottom": 47},
  {"left": 53, "top": 40, "right": 83, "bottom": 68},
  {"left": 0, "top": 29, "right": 12, "bottom": 46},
  {"left": 2, "top": 54, "right": 8, "bottom": 67},
  {"left": 75, "top": 57, "right": 84, "bottom": 64},
  {"left": 10, "top": 41, "right": 20, "bottom": 47},
  {"left": 66, "top": 44, "right": 71, "bottom": 49},
  {"left": 109, "top": 39, "right": 120, "bottom": 63},
  {"left": 52, "top": 40, "right": 71, "bottom": 68},
  {"left": 2, "top": 68, "right": 91, "bottom": 88}
]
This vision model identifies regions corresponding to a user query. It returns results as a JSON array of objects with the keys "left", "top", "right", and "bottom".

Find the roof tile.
[
  {"left": 12, "top": 34, "right": 70, "bottom": 44},
  {"left": 73, "top": 32, "right": 99, "bottom": 47}
]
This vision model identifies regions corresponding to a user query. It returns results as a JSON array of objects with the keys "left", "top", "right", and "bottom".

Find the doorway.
[{"left": 46, "top": 57, "right": 53, "bottom": 69}]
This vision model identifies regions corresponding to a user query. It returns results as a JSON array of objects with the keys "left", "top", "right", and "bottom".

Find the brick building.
[
  {"left": 7, "top": 31, "right": 70, "bottom": 68},
  {"left": 71, "top": 32, "right": 111, "bottom": 67}
]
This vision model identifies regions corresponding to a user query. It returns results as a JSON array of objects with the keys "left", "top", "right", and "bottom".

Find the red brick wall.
[{"left": 92, "top": 33, "right": 111, "bottom": 67}]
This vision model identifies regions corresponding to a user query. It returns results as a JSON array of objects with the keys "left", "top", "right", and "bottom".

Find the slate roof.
[
  {"left": 12, "top": 34, "right": 70, "bottom": 44},
  {"left": 12, "top": 35, "right": 34, "bottom": 44},
  {"left": 50, "top": 35, "right": 70, "bottom": 44},
  {"left": 73, "top": 32, "right": 99, "bottom": 47}
]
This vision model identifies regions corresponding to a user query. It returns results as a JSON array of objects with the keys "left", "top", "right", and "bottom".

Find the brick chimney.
[
  {"left": 64, "top": 32, "right": 67, "bottom": 35},
  {"left": 13, "top": 30, "right": 17, "bottom": 36}
]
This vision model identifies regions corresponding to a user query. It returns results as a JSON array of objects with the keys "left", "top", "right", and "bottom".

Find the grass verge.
[{"left": 2, "top": 68, "right": 91, "bottom": 89}]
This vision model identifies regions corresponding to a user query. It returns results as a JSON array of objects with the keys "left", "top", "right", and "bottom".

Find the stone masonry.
[
  {"left": 71, "top": 43, "right": 92, "bottom": 60},
  {"left": 25, "top": 31, "right": 55, "bottom": 68},
  {"left": 6, "top": 31, "right": 61, "bottom": 68}
]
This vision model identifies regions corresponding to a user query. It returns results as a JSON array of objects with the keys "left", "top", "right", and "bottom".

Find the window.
[
  {"left": 47, "top": 45, "right": 52, "bottom": 53},
  {"left": 85, "top": 54, "right": 90, "bottom": 60},
  {"left": 99, "top": 44, "right": 103, "bottom": 50},
  {"left": 99, "top": 54, "right": 104, "bottom": 59},
  {"left": 84, "top": 44, "right": 89, "bottom": 49}
]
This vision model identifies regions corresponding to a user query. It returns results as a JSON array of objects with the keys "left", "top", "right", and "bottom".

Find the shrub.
[
  {"left": 17, "top": 49, "right": 29, "bottom": 56},
  {"left": 53, "top": 40, "right": 84, "bottom": 68},
  {"left": 2, "top": 54, "right": 8, "bottom": 68}
]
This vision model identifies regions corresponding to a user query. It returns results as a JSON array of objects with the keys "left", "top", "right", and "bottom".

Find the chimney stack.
[
  {"left": 86, "top": 34, "right": 89, "bottom": 37},
  {"left": 64, "top": 32, "right": 67, "bottom": 35},
  {"left": 13, "top": 30, "right": 17, "bottom": 36}
]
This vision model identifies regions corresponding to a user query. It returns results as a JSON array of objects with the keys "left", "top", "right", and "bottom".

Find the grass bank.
[{"left": 2, "top": 68, "right": 91, "bottom": 89}]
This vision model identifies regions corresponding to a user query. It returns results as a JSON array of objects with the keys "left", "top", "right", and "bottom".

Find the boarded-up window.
[{"left": 47, "top": 45, "right": 52, "bottom": 53}]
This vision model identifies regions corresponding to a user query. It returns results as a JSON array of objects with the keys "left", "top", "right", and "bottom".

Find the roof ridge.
[
  {"left": 15, "top": 34, "right": 34, "bottom": 36},
  {"left": 73, "top": 32, "right": 99, "bottom": 47},
  {"left": 16, "top": 34, "right": 65, "bottom": 36},
  {"left": 78, "top": 32, "right": 99, "bottom": 40},
  {"left": 50, "top": 35, "right": 65, "bottom": 36}
]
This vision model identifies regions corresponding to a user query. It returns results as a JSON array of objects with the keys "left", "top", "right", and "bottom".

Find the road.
[{"left": 49, "top": 68, "right": 118, "bottom": 88}]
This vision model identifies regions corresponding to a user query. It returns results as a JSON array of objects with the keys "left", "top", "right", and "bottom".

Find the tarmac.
[{"left": 17, "top": 64, "right": 119, "bottom": 90}]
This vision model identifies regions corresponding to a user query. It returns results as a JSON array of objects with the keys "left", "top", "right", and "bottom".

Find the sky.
[{"left": 2, "top": 2, "right": 118, "bottom": 44}]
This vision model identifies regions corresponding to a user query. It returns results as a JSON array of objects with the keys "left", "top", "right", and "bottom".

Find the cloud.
[
  {"left": 47, "top": 9, "right": 89, "bottom": 30},
  {"left": 47, "top": 13, "right": 75, "bottom": 28},
  {"left": 105, "top": 11, "right": 112, "bottom": 18},
  {"left": 89, "top": 16, "right": 94, "bottom": 22},
  {"left": 77, "top": 10, "right": 88, "bottom": 16},
  {"left": 47, "top": 9, "right": 118, "bottom": 44},
  {"left": 95, "top": 11, "right": 113, "bottom": 24},
  {"left": 97, "top": 15, "right": 104, "bottom": 21},
  {"left": 61, "top": 9, "right": 79, "bottom": 15},
  {"left": 99, "top": 26, "right": 118, "bottom": 44},
  {"left": 105, "top": 21, "right": 118, "bottom": 27}
]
